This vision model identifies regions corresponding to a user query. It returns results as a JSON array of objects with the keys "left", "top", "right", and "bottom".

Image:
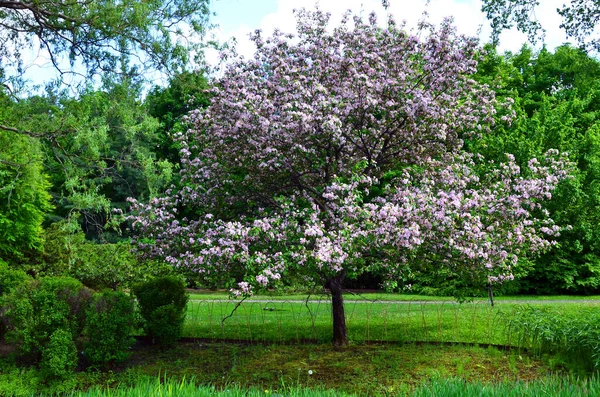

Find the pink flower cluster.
[{"left": 129, "top": 8, "right": 572, "bottom": 295}]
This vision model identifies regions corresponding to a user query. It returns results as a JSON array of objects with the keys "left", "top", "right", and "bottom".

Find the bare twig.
[{"left": 221, "top": 296, "right": 248, "bottom": 327}]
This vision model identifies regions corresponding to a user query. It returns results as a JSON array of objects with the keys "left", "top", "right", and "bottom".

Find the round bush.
[
  {"left": 2, "top": 276, "right": 92, "bottom": 371},
  {"left": 0, "top": 260, "right": 29, "bottom": 296},
  {"left": 40, "top": 329, "right": 78, "bottom": 379},
  {"left": 84, "top": 290, "right": 135, "bottom": 366},
  {"left": 132, "top": 276, "right": 188, "bottom": 346}
]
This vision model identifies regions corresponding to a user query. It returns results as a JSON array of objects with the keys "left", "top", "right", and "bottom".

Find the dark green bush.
[
  {"left": 84, "top": 290, "right": 135, "bottom": 366},
  {"left": 2, "top": 276, "right": 92, "bottom": 376},
  {"left": 42, "top": 223, "right": 174, "bottom": 290},
  {"left": 132, "top": 276, "right": 188, "bottom": 346}
]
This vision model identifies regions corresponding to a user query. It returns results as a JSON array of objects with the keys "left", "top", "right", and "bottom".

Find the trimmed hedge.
[
  {"left": 84, "top": 290, "right": 136, "bottom": 366},
  {"left": 132, "top": 276, "right": 188, "bottom": 346}
]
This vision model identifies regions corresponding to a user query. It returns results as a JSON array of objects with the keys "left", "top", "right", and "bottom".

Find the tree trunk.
[
  {"left": 488, "top": 284, "right": 495, "bottom": 307},
  {"left": 326, "top": 270, "right": 348, "bottom": 348}
]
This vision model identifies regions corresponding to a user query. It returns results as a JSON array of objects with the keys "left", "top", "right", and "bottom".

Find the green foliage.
[
  {"left": 0, "top": 90, "right": 53, "bottom": 262},
  {"left": 146, "top": 71, "right": 211, "bottom": 162},
  {"left": 41, "top": 221, "right": 172, "bottom": 291},
  {"left": 40, "top": 329, "right": 78, "bottom": 379},
  {"left": 481, "top": 0, "right": 600, "bottom": 52},
  {"left": 0, "top": 260, "right": 29, "bottom": 297},
  {"left": 0, "top": 260, "right": 30, "bottom": 340},
  {"left": 464, "top": 44, "right": 600, "bottom": 295},
  {"left": 2, "top": 277, "right": 92, "bottom": 370},
  {"left": 38, "top": 80, "right": 173, "bottom": 239},
  {"left": 0, "top": 77, "right": 177, "bottom": 241},
  {"left": 507, "top": 305, "right": 600, "bottom": 372},
  {"left": 0, "top": 0, "right": 211, "bottom": 86},
  {"left": 84, "top": 290, "right": 136, "bottom": 367},
  {"left": 132, "top": 276, "right": 188, "bottom": 346}
]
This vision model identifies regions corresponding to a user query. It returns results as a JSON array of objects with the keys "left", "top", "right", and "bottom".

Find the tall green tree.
[
  {"left": 0, "top": 74, "right": 178, "bottom": 242},
  {"left": 0, "top": 91, "right": 52, "bottom": 263},
  {"left": 0, "top": 0, "right": 213, "bottom": 213},
  {"left": 145, "top": 71, "right": 212, "bottom": 166},
  {"left": 470, "top": 44, "right": 600, "bottom": 294}
]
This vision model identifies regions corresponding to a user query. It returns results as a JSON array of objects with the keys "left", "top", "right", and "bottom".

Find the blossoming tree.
[{"left": 129, "top": 8, "right": 571, "bottom": 346}]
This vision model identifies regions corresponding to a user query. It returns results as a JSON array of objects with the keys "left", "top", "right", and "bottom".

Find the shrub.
[
  {"left": 2, "top": 276, "right": 92, "bottom": 375},
  {"left": 0, "top": 260, "right": 30, "bottom": 296},
  {"left": 132, "top": 276, "right": 188, "bottom": 346},
  {"left": 40, "top": 329, "right": 78, "bottom": 379},
  {"left": 0, "top": 260, "right": 30, "bottom": 340},
  {"left": 84, "top": 290, "right": 136, "bottom": 366},
  {"left": 42, "top": 223, "right": 174, "bottom": 290}
]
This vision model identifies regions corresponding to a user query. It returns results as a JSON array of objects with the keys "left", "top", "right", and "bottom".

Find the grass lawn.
[
  {"left": 187, "top": 290, "right": 600, "bottom": 302},
  {"left": 3, "top": 293, "right": 600, "bottom": 396},
  {"left": 183, "top": 294, "right": 600, "bottom": 346}
]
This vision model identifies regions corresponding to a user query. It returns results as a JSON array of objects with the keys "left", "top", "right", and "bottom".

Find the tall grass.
[
  {"left": 411, "top": 376, "right": 600, "bottom": 397},
  {"left": 63, "top": 377, "right": 354, "bottom": 397},
  {"left": 507, "top": 305, "right": 600, "bottom": 372},
  {"left": 22, "top": 375, "right": 600, "bottom": 397}
]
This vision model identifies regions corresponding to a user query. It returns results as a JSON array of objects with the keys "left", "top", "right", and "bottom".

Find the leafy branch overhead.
[
  {"left": 481, "top": 0, "right": 600, "bottom": 51},
  {"left": 0, "top": 0, "right": 211, "bottom": 80}
]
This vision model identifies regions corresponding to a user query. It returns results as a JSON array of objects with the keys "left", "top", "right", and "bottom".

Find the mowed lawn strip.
[{"left": 187, "top": 291, "right": 600, "bottom": 302}]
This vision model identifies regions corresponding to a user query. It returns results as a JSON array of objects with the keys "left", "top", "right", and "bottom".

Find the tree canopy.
[{"left": 0, "top": 0, "right": 214, "bottom": 248}]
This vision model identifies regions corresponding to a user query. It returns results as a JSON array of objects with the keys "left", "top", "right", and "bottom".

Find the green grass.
[
  {"left": 0, "top": 342, "right": 560, "bottom": 396},
  {"left": 188, "top": 292, "right": 455, "bottom": 302},
  {"left": 39, "top": 375, "right": 600, "bottom": 397},
  {"left": 411, "top": 376, "right": 600, "bottom": 397},
  {"left": 4, "top": 294, "right": 600, "bottom": 396},
  {"left": 187, "top": 291, "right": 600, "bottom": 302},
  {"left": 10, "top": 375, "right": 600, "bottom": 397},
  {"left": 182, "top": 297, "right": 600, "bottom": 346},
  {"left": 183, "top": 299, "right": 500, "bottom": 344}
]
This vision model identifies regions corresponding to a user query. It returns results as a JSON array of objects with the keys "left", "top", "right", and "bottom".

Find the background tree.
[
  {"left": 145, "top": 71, "right": 212, "bottom": 167},
  {"left": 0, "top": 76, "right": 174, "bottom": 240},
  {"left": 130, "top": 9, "right": 571, "bottom": 346},
  {"left": 0, "top": 94, "right": 52, "bottom": 264},
  {"left": 467, "top": 44, "right": 600, "bottom": 294},
  {"left": 0, "top": 0, "right": 214, "bottom": 270},
  {"left": 481, "top": 0, "right": 600, "bottom": 51}
]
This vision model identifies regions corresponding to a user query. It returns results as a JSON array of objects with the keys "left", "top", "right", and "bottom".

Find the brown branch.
[{"left": 0, "top": 123, "right": 48, "bottom": 138}]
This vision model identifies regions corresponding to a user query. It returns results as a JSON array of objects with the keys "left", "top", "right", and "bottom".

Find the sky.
[
  {"left": 18, "top": 0, "right": 574, "bottom": 89},
  {"left": 207, "top": 0, "right": 574, "bottom": 65}
]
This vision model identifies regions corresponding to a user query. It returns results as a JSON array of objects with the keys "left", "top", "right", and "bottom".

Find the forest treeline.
[{"left": 1, "top": 43, "right": 599, "bottom": 296}]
